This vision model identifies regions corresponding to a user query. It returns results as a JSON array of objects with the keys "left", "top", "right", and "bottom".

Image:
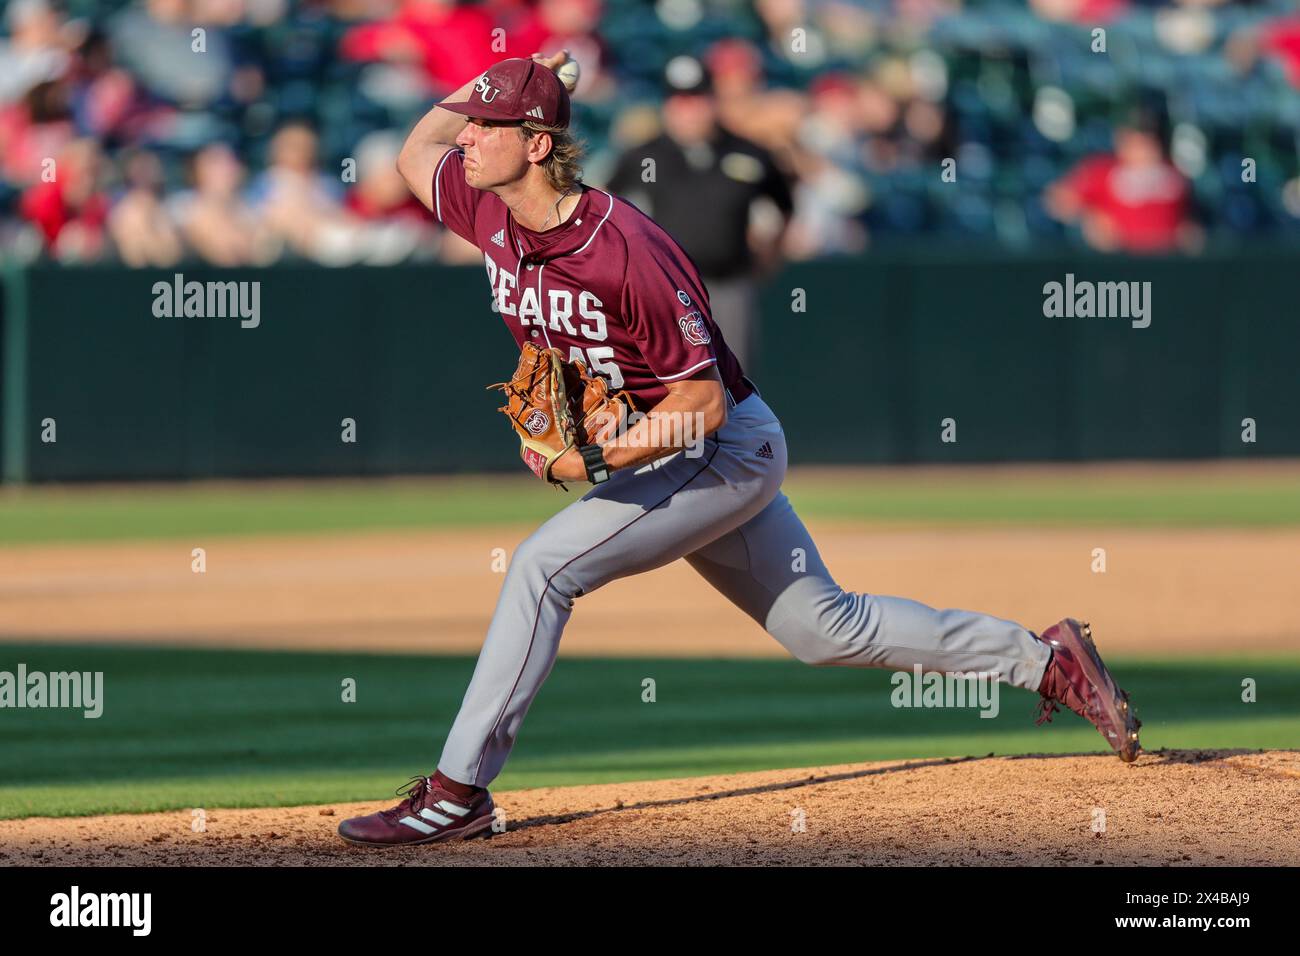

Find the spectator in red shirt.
[
  {"left": 1226, "top": 14, "right": 1300, "bottom": 89},
  {"left": 1260, "top": 17, "right": 1300, "bottom": 85},
  {"left": 1045, "top": 123, "right": 1198, "bottom": 254},
  {"left": 503, "top": 0, "right": 613, "bottom": 103},
  {"left": 341, "top": 0, "right": 606, "bottom": 97},
  {"left": 19, "top": 137, "right": 110, "bottom": 260},
  {"left": 339, "top": 0, "right": 502, "bottom": 94},
  {"left": 1029, "top": 0, "right": 1129, "bottom": 26}
]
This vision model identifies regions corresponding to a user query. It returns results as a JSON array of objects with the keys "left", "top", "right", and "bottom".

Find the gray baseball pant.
[{"left": 437, "top": 391, "right": 1052, "bottom": 787}]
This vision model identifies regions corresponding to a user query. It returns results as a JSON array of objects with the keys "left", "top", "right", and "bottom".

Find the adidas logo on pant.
[{"left": 755, "top": 441, "right": 774, "bottom": 460}]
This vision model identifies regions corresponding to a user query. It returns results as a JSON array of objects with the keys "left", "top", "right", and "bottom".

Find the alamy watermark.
[
  {"left": 1042, "top": 273, "right": 1151, "bottom": 328},
  {"left": 890, "top": 664, "right": 1000, "bottom": 718},
  {"left": 586, "top": 408, "right": 707, "bottom": 459},
  {"left": 50, "top": 886, "right": 150, "bottom": 936},
  {"left": 152, "top": 273, "right": 261, "bottom": 328},
  {"left": 0, "top": 664, "right": 103, "bottom": 718}
]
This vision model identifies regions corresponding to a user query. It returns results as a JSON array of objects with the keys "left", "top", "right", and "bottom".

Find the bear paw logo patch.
[
  {"left": 524, "top": 410, "right": 550, "bottom": 436},
  {"left": 678, "top": 311, "right": 711, "bottom": 346}
]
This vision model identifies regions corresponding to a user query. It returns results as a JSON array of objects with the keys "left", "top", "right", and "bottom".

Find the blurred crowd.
[{"left": 2, "top": 0, "right": 1300, "bottom": 267}]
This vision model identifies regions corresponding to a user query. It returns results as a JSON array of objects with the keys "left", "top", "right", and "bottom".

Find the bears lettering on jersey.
[{"left": 485, "top": 251, "right": 608, "bottom": 341}]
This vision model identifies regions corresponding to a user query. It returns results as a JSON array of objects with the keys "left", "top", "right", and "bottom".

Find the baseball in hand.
[{"left": 557, "top": 59, "right": 581, "bottom": 93}]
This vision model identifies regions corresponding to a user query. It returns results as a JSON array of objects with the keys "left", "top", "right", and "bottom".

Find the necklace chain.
[{"left": 540, "top": 187, "right": 572, "bottom": 230}]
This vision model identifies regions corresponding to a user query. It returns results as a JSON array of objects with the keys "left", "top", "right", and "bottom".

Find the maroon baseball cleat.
[
  {"left": 337, "top": 775, "right": 495, "bottom": 847},
  {"left": 1034, "top": 619, "right": 1142, "bottom": 763}
]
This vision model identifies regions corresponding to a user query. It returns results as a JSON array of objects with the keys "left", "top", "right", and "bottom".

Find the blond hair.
[{"left": 519, "top": 121, "right": 586, "bottom": 193}]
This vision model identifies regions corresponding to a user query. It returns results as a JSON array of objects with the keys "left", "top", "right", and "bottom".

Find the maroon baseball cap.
[{"left": 441, "top": 58, "right": 571, "bottom": 128}]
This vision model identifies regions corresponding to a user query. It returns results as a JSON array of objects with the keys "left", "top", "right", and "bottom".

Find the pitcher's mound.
[{"left": 3, "top": 750, "right": 1297, "bottom": 866}]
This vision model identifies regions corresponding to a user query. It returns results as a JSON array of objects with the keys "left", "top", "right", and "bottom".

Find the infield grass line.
[{"left": 5, "top": 466, "right": 1300, "bottom": 545}]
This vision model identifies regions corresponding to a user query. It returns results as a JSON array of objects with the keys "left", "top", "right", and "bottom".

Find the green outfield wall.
[{"left": 1, "top": 250, "right": 1295, "bottom": 482}]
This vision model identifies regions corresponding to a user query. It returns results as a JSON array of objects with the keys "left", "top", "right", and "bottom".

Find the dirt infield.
[
  {"left": 3, "top": 523, "right": 1299, "bottom": 656},
  {"left": 2, "top": 750, "right": 1296, "bottom": 866}
]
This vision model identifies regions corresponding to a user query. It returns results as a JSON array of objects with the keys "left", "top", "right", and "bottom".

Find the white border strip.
[
  {"left": 571, "top": 189, "right": 616, "bottom": 257},
  {"left": 657, "top": 357, "right": 717, "bottom": 382},
  {"left": 433, "top": 147, "right": 460, "bottom": 224}
]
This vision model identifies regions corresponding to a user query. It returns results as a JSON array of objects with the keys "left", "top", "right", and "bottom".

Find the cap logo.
[
  {"left": 474, "top": 75, "right": 501, "bottom": 103},
  {"left": 526, "top": 105, "right": 545, "bottom": 119}
]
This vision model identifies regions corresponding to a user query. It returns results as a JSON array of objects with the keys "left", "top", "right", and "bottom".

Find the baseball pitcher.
[{"left": 338, "top": 53, "right": 1142, "bottom": 847}]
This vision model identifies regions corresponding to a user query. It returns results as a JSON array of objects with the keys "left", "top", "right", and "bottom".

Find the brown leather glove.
[
  {"left": 563, "top": 354, "right": 635, "bottom": 449},
  {"left": 488, "top": 343, "right": 633, "bottom": 485}
]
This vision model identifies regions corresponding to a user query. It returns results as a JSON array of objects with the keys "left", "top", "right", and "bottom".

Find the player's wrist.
[
  {"left": 547, "top": 446, "right": 584, "bottom": 483},
  {"left": 578, "top": 443, "right": 611, "bottom": 484}
]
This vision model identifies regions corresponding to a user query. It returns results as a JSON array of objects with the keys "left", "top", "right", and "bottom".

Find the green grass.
[
  {"left": 0, "top": 645, "right": 1295, "bottom": 819},
  {"left": 789, "top": 472, "right": 1300, "bottom": 527},
  {"left": 0, "top": 477, "right": 559, "bottom": 545},
  {"left": 3, "top": 467, "right": 1300, "bottom": 545}
]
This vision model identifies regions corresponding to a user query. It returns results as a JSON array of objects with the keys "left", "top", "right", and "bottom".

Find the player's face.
[{"left": 456, "top": 117, "right": 532, "bottom": 190}]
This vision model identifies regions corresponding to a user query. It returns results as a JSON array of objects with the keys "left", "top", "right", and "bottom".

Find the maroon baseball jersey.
[{"left": 432, "top": 147, "right": 751, "bottom": 411}]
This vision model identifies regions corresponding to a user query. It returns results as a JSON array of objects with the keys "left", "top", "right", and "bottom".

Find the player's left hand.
[
  {"left": 549, "top": 446, "right": 586, "bottom": 483},
  {"left": 489, "top": 343, "right": 632, "bottom": 486}
]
